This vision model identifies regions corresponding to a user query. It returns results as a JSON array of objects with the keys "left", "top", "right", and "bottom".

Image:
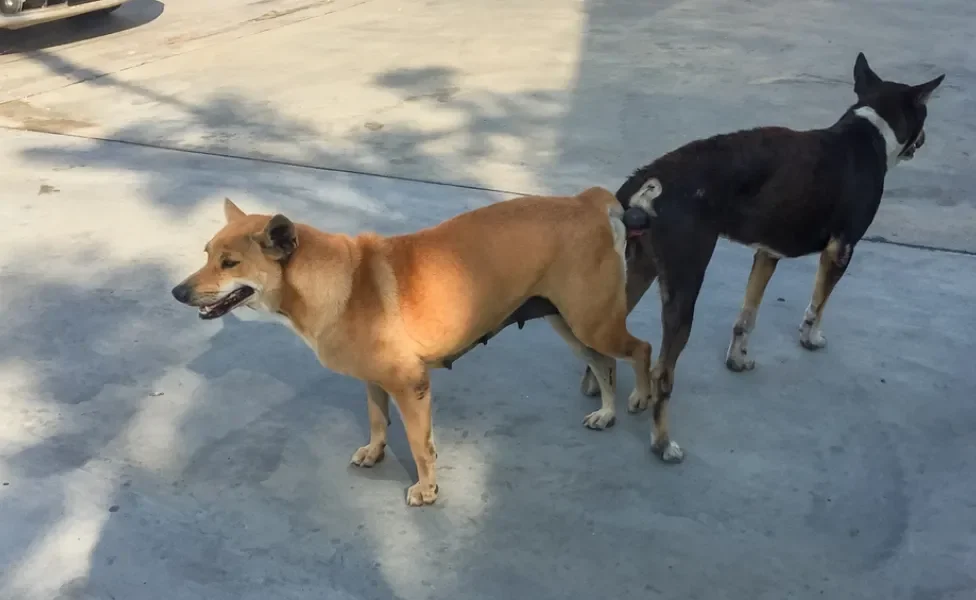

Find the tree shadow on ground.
[{"left": 17, "top": 48, "right": 568, "bottom": 209}]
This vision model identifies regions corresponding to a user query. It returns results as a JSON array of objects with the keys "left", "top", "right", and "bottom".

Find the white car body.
[{"left": 0, "top": 0, "right": 129, "bottom": 30}]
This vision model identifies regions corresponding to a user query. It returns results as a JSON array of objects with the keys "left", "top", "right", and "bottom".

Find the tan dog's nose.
[{"left": 172, "top": 283, "right": 192, "bottom": 304}]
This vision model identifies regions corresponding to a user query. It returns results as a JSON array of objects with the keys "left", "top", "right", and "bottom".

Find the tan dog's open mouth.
[{"left": 199, "top": 286, "right": 255, "bottom": 320}]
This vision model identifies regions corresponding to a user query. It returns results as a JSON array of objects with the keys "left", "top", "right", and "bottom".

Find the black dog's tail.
[
  {"left": 617, "top": 173, "right": 662, "bottom": 237},
  {"left": 622, "top": 205, "right": 651, "bottom": 233}
]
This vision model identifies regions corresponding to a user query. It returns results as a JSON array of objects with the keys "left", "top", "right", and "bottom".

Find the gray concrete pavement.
[
  {"left": 1, "top": 1, "right": 975, "bottom": 599},
  {"left": 2, "top": 0, "right": 975, "bottom": 251}
]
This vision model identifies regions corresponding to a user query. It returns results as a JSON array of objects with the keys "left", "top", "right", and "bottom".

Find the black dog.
[{"left": 446, "top": 53, "right": 944, "bottom": 462}]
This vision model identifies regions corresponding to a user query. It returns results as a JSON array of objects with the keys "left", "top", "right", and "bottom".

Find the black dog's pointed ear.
[
  {"left": 911, "top": 74, "right": 945, "bottom": 105},
  {"left": 256, "top": 214, "right": 298, "bottom": 260},
  {"left": 853, "top": 52, "right": 882, "bottom": 96}
]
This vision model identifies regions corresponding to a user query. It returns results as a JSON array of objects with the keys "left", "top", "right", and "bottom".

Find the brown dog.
[{"left": 172, "top": 190, "right": 659, "bottom": 506}]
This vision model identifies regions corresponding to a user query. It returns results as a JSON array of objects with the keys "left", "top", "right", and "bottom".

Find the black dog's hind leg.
[{"left": 644, "top": 227, "right": 717, "bottom": 463}]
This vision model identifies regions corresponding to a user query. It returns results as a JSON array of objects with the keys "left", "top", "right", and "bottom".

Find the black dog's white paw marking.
[
  {"left": 798, "top": 306, "right": 827, "bottom": 350},
  {"left": 652, "top": 437, "right": 684, "bottom": 463}
]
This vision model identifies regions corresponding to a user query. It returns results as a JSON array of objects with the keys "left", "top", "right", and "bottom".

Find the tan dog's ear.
[
  {"left": 224, "top": 198, "right": 247, "bottom": 223},
  {"left": 255, "top": 214, "right": 298, "bottom": 260}
]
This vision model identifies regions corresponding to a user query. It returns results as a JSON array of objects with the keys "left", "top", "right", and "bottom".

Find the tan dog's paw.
[
  {"left": 582, "top": 408, "right": 616, "bottom": 430},
  {"left": 350, "top": 444, "right": 385, "bottom": 467},
  {"left": 579, "top": 368, "right": 600, "bottom": 397},
  {"left": 627, "top": 389, "right": 649, "bottom": 413},
  {"left": 406, "top": 482, "right": 438, "bottom": 507}
]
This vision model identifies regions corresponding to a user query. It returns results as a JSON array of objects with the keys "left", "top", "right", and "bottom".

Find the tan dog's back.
[{"left": 382, "top": 187, "right": 623, "bottom": 359}]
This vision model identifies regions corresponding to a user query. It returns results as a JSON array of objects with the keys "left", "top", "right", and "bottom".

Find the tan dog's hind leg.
[
  {"left": 572, "top": 318, "right": 655, "bottom": 434},
  {"left": 560, "top": 210, "right": 673, "bottom": 456},
  {"left": 800, "top": 238, "right": 851, "bottom": 350},
  {"left": 387, "top": 371, "right": 438, "bottom": 507},
  {"left": 725, "top": 250, "right": 779, "bottom": 372},
  {"left": 555, "top": 294, "right": 656, "bottom": 442},
  {"left": 547, "top": 316, "right": 618, "bottom": 429},
  {"left": 350, "top": 383, "right": 391, "bottom": 467},
  {"left": 579, "top": 251, "right": 658, "bottom": 398}
]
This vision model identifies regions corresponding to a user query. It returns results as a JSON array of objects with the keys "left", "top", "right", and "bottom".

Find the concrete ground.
[{"left": 1, "top": 1, "right": 974, "bottom": 599}]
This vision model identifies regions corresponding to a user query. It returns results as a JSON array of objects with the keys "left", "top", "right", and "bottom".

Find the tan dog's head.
[{"left": 171, "top": 198, "right": 298, "bottom": 320}]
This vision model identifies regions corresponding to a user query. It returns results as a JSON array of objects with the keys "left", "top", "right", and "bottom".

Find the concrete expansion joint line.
[
  {"left": 0, "top": 123, "right": 971, "bottom": 259},
  {"left": 2, "top": 56, "right": 163, "bottom": 105},
  {"left": 0, "top": 122, "right": 524, "bottom": 194}
]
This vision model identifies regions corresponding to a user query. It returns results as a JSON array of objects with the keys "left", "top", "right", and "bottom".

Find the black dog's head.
[{"left": 851, "top": 52, "right": 945, "bottom": 164}]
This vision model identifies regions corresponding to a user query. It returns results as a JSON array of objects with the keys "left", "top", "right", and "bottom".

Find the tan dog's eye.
[{"left": 221, "top": 258, "right": 240, "bottom": 269}]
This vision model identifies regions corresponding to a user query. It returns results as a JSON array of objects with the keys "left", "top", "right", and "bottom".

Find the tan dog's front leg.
[
  {"left": 392, "top": 372, "right": 438, "bottom": 507},
  {"left": 350, "top": 383, "right": 390, "bottom": 467}
]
